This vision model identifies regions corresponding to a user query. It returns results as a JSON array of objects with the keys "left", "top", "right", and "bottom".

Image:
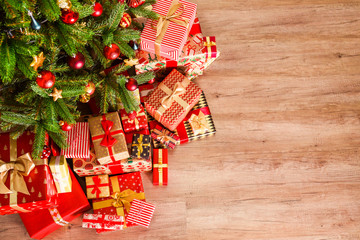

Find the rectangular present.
[
  {"left": 151, "top": 124, "right": 179, "bottom": 149},
  {"left": 49, "top": 155, "right": 72, "bottom": 193},
  {"left": 92, "top": 172, "right": 145, "bottom": 231},
  {"left": 86, "top": 175, "right": 110, "bottom": 199},
  {"left": 203, "top": 36, "right": 220, "bottom": 70},
  {"left": 153, "top": 149, "right": 168, "bottom": 185},
  {"left": 82, "top": 213, "right": 125, "bottom": 230},
  {"left": 19, "top": 169, "right": 91, "bottom": 239},
  {"left": 0, "top": 132, "right": 58, "bottom": 215},
  {"left": 61, "top": 122, "right": 90, "bottom": 159},
  {"left": 119, "top": 105, "right": 148, "bottom": 133},
  {"left": 126, "top": 199, "right": 155, "bottom": 228},
  {"left": 140, "top": 0, "right": 197, "bottom": 61},
  {"left": 88, "top": 112, "right": 129, "bottom": 165},
  {"left": 131, "top": 134, "right": 151, "bottom": 160},
  {"left": 145, "top": 69, "right": 202, "bottom": 131}
]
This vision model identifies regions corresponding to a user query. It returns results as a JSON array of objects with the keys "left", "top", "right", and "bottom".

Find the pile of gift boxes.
[{"left": 0, "top": 0, "right": 219, "bottom": 238}]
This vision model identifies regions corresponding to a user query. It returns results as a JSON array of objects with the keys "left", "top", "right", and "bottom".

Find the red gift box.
[
  {"left": 203, "top": 36, "right": 218, "bottom": 60},
  {"left": 119, "top": 105, "right": 148, "bottom": 133},
  {"left": 82, "top": 213, "right": 125, "bottom": 230},
  {"left": 60, "top": 122, "right": 90, "bottom": 158},
  {"left": 153, "top": 149, "right": 168, "bottom": 185},
  {"left": 19, "top": 169, "right": 91, "bottom": 239},
  {"left": 151, "top": 124, "right": 179, "bottom": 149},
  {"left": 0, "top": 132, "right": 58, "bottom": 215}
]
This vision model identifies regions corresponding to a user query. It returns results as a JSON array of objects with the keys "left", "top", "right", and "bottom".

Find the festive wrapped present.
[
  {"left": 131, "top": 134, "right": 151, "bottom": 160},
  {"left": 92, "top": 172, "right": 145, "bottom": 231},
  {"left": 145, "top": 69, "right": 202, "bottom": 131},
  {"left": 140, "top": 0, "right": 197, "bottom": 61},
  {"left": 19, "top": 169, "right": 91, "bottom": 239},
  {"left": 119, "top": 105, "right": 148, "bottom": 133},
  {"left": 49, "top": 156, "right": 72, "bottom": 193},
  {"left": 86, "top": 175, "right": 110, "bottom": 199},
  {"left": 151, "top": 124, "right": 179, "bottom": 149},
  {"left": 127, "top": 199, "right": 155, "bottom": 228},
  {"left": 153, "top": 149, "right": 168, "bottom": 185},
  {"left": 139, "top": 83, "right": 157, "bottom": 103},
  {"left": 82, "top": 213, "right": 125, "bottom": 230},
  {"left": 203, "top": 36, "right": 220, "bottom": 70},
  {"left": 60, "top": 122, "right": 90, "bottom": 159},
  {"left": 0, "top": 132, "right": 58, "bottom": 215},
  {"left": 88, "top": 112, "right": 129, "bottom": 165}
]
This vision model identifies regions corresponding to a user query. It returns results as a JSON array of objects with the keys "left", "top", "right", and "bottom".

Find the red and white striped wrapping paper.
[
  {"left": 60, "top": 122, "right": 90, "bottom": 158},
  {"left": 126, "top": 199, "right": 155, "bottom": 228},
  {"left": 82, "top": 213, "right": 125, "bottom": 230},
  {"left": 140, "top": 0, "right": 197, "bottom": 60}
]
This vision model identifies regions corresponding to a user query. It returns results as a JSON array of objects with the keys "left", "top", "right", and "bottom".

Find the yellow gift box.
[{"left": 49, "top": 156, "right": 72, "bottom": 193}]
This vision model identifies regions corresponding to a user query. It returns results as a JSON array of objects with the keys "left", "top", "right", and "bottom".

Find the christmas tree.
[{"left": 0, "top": 0, "right": 157, "bottom": 158}]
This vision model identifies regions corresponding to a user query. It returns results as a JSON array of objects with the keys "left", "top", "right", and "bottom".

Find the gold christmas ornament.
[
  {"left": 124, "top": 58, "right": 139, "bottom": 66},
  {"left": 59, "top": 120, "right": 65, "bottom": 126},
  {"left": 30, "top": 52, "right": 46, "bottom": 71},
  {"left": 57, "top": 0, "right": 72, "bottom": 9},
  {"left": 49, "top": 88, "right": 63, "bottom": 101},
  {"left": 80, "top": 93, "right": 91, "bottom": 103}
]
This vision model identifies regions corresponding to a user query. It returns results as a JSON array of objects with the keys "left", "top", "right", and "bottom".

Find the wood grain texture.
[{"left": 1, "top": 0, "right": 360, "bottom": 239}]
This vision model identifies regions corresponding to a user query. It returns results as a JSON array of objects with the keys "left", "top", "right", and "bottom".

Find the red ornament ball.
[
  {"left": 119, "top": 12, "right": 132, "bottom": 28},
  {"left": 68, "top": 52, "right": 85, "bottom": 69},
  {"left": 85, "top": 81, "right": 96, "bottom": 95},
  {"left": 36, "top": 70, "right": 56, "bottom": 89},
  {"left": 103, "top": 43, "right": 120, "bottom": 60},
  {"left": 148, "top": 78, "right": 155, "bottom": 84},
  {"left": 125, "top": 78, "right": 138, "bottom": 91},
  {"left": 60, "top": 9, "right": 79, "bottom": 25},
  {"left": 41, "top": 145, "right": 51, "bottom": 159},
  {"left": 92, "top": 2, "right": 103, "bottom": 17},
  {"left": 128, "top": 0, "right": 145, "bottom": 8},
  {"left": 60, "top": 121, "right": 73, "bottom": 131}
]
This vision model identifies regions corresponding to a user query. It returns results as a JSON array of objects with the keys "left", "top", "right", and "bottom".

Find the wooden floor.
[{"left": 2, "top": 0, "right": 360, "bottom": 239}]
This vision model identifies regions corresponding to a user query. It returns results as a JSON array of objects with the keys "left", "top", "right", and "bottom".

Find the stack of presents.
[{"left": 0, "top": 0, "right": 219, "bottom": 238}]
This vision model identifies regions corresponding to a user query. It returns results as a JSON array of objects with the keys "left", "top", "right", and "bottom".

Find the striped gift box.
[
  {"left": 61, "top": 122, "right": 90, "bottom": 158},
  {"left": 126, "top": 199, "right": 155, "bottom": 228}
]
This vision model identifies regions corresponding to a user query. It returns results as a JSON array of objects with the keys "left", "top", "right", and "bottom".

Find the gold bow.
[
  {"left": 132, "top": 135, "right": 150, "bottom": 158},
  {"left": 189, "top": 111, "right": 209, "bottom": 135},
  {"left": 161, "top": 81, "right": 187, "bottom": 109},
  {"left": 156, "top": 130, "right": 170, "bottom": 143},
  {"left": 0, "top": 153, "right": 35, "bottom": 195},
  {"left": 204, "top": 41, "right": 216, "bottom": 47},
  {"left": 154, "top": 0, "right": 189, "bottom": 57}
]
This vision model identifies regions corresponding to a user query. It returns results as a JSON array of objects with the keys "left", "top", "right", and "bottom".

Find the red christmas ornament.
[
  {"left": 125, "top": 78, "right": 138, "bottom": 91},
  {"left": 68, "top": 52, "right": 85, "bottom": 69},
  {"left": 85, "top": 81, "right": 96, "bottom": 95},
  {"left": 59, "top": 121, "right": 73, "bottom": 131},
  {"left": 119, "top": 12, "right": 132, "bottom": 28},
  {"left": 128, "top": 0, "right": 145, "bottom": 8},
  {"left": 36, "top": 70, "right": 56, "bottom": 89},
  {"left": 60, "top": 9, "right": 79, "bottom": 25},
  {"left": 92, "top": 2, "right": 103, "bottom": 17},
  {"left": 148, "top": 78, "right": 155, "bottom": 84},
  {"left": 103, "top": 43, "right": 120, "bottom": 60},
  {"left": 41, "top": 145, "right": 51, "bottom": 159}
]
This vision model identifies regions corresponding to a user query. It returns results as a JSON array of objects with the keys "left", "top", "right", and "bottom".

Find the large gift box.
[
  {"left": 92, "top": 172, "right": 145, "bottom": 231},
  {"left": 88, "top": 112, "right": 129, "bottom": 165},
  {"left": 144, "top": 69, "right": 202, "bottom": 131},
  {"left": 60, "top": 122, "right": 90, "bottom": 159},
  {"left": 140, "top": 0, "right": 197, "bottom": 60},
  {"left": 19, "top": 169, "right": 91, "bottom": 239},
  {"left": 0, "top": 132, "right": 58, "bottom": 215}
]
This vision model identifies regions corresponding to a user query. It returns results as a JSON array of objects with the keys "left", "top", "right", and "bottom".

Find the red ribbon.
[
  {"left": 88, "top": 176, "right": 109, "bottom": 199},
  {"left": 100, "top": 119, "right": 117, "bottom": 147}
]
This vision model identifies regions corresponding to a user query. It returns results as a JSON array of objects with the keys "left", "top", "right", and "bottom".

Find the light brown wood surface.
[{"left": 2, "top": 0, "right": 360, "bottom": 239}]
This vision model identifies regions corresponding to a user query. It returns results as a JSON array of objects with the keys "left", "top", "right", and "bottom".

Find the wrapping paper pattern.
[
  {"left": 60, "top": 122, "right": 90, "bottom": 158},
  {"left": 49, "top": 156, "right": 72, "bottom": 193},
  {"left": 153, "top": 149, "right": 168, "bottom": 185},
  {"left": 151, "top": 124, "right": 179, "bottom": 149},
  {"left": 82, "top": 213, "right": 125, "bottom": 230},
  {"left": 145, "top": 69, "right": 202, "bottom": 131},
  {"left": 127, "top": 199, "right": 155, "bottom": 228},
  {"left": 119, "top": 105, "right": 148, "bottom": 133},
  {"left": 86, "top": 175, "right": 110, "bottom": 199},
  {"left": 131, "top": 134, "right": 151, "bottom": 160},
  {"left": 0, "top": 132, "right": 58, "bottom": 215},
  {"left": 141, "top": 0, "right": 197, "bottom": 60},
  {"left": 139, "top": 83, "right": 157, "bottom": 103}
]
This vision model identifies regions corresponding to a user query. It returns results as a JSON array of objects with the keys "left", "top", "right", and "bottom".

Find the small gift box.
[
  {"left": 0, "top": 132, "right": 58, "bottom": 215},
  {"left": 140, "top": 0, "right": 197, "bottom": 60},
  {"left": 119, "top": 105, "right": 148, "bottom": 133},
  {"left": 153, "top": 149, "right": 168, "bottom": 185},
  {"left": 86, "top": 175, "right": 110, "bottom": 199},
  {"left": 60, "top": 122, "right": 90, "bottom": 158},
  {"left": 144, "top": 69, "right": 202, "bottom": 131},
  {"left": 203, "top": 36, "right": 220, "bottom": 70},
  {"left": 131, "top": 134, "right": 151, "bottom": 160},
  {"left": 126, "top": 199, "right": 155, "bottom": 228},
  {"left": 88, "top": 112, "right": 129, "bottom": 165},
  {"left": 82, "top": 214, "right": 125, "bottom": 230},
  {"left": 49, "top": 156, "right": 72, "bottom": 193},
  {"left": 151, "top": 124, "right": 179, "bottom": 149},
  {"left": 19, "top": 170, "right": 91, "bottom": 239}
]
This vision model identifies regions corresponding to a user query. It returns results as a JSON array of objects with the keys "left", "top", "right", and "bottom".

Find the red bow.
[
  {"left": 100, "top": 120, "right": 117, "bottom": 147},
  {"left": 90, "top": 176, "right": 108, "bottom": 199}
]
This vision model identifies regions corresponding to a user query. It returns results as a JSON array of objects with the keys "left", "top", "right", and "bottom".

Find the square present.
[
  {"left": 82, "top": 214, "right": 125, "bottom": 230},
  {"left": 126, "top": 199, "right": 155, "bottom": 228},
  {"left": 119, "top": 105, "right": 148, "bottom": 133},
  {"left": 60, "top": 122, "right": 90, "bottom": 158},
  {"left": 88, "top": 112, "right": 129, "bottom": 165},
  {"left": 151, "top": 124, "right": 179, "bottom": 149},
  {"left": 131, "top": 134, "right": 151, "bottom": 160},
  {"left": 144, "top": 69, "right": 202, "bottom": 131},
  {"left": 86, "top": 175, "right": 110, "bottom": 199},
  {"left": 92, "top": 172, "right": 145, "bottom": 230},
  {"left": 153, "top": 149, "right": 168, "bottom": 185},
  {"left": 19, "top": 169, "right": 91, "bottom": 239},
  {"left": 0, "top": 132, "right": 58, "bottom": 215},
  {"left": 140, "top": 0, "right": 197, "bottom": 60},
  {"left": 49, "top": 155, "right": 72, "bottom": 193}
]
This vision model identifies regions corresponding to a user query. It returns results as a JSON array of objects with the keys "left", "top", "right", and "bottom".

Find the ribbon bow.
[
  {"left": 156, "top": 130, "right": 170, "bottom": 143},
  {"left": 189, "top": 111, "right": 209, "bottom": 135},
  {"left": 161, "top": 81, "right": 187, "bottom": 109},
  {"left": 110, "top": 189, "right": 145, "bottom": 213},
  {"left": 90, "top": 176, "right": 107, "bottom": 199},
  {"left": 100, "top": 119, "right": 117, "bottom": 147},
  {"left": 0, "top": 153, "right": 35, "bottom": 195},
  {"left": 132, "top": 135, "right": 150, "bottom": 158},
  {"left": 204, "top": 41, "right": 216, "bottom": 47}
]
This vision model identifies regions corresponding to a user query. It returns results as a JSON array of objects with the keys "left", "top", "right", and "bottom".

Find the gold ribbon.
[
  {"left": 153, "top": 149, "right": 168, "bottom": 186},
  {"left": 132, "top": 135, "right": 150, "bottom": 158},
  {"left": 188, "top": 111, "right": 209, "bottom": 135},
  {"left": 156, "top": 130, "right": 170, "bottom": 143},
  {"left": 154, "top": 0, "right": 189, "bottom": 57},
  {"left": 204, "top": 37, "right": 216, "bottom": 60}
]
